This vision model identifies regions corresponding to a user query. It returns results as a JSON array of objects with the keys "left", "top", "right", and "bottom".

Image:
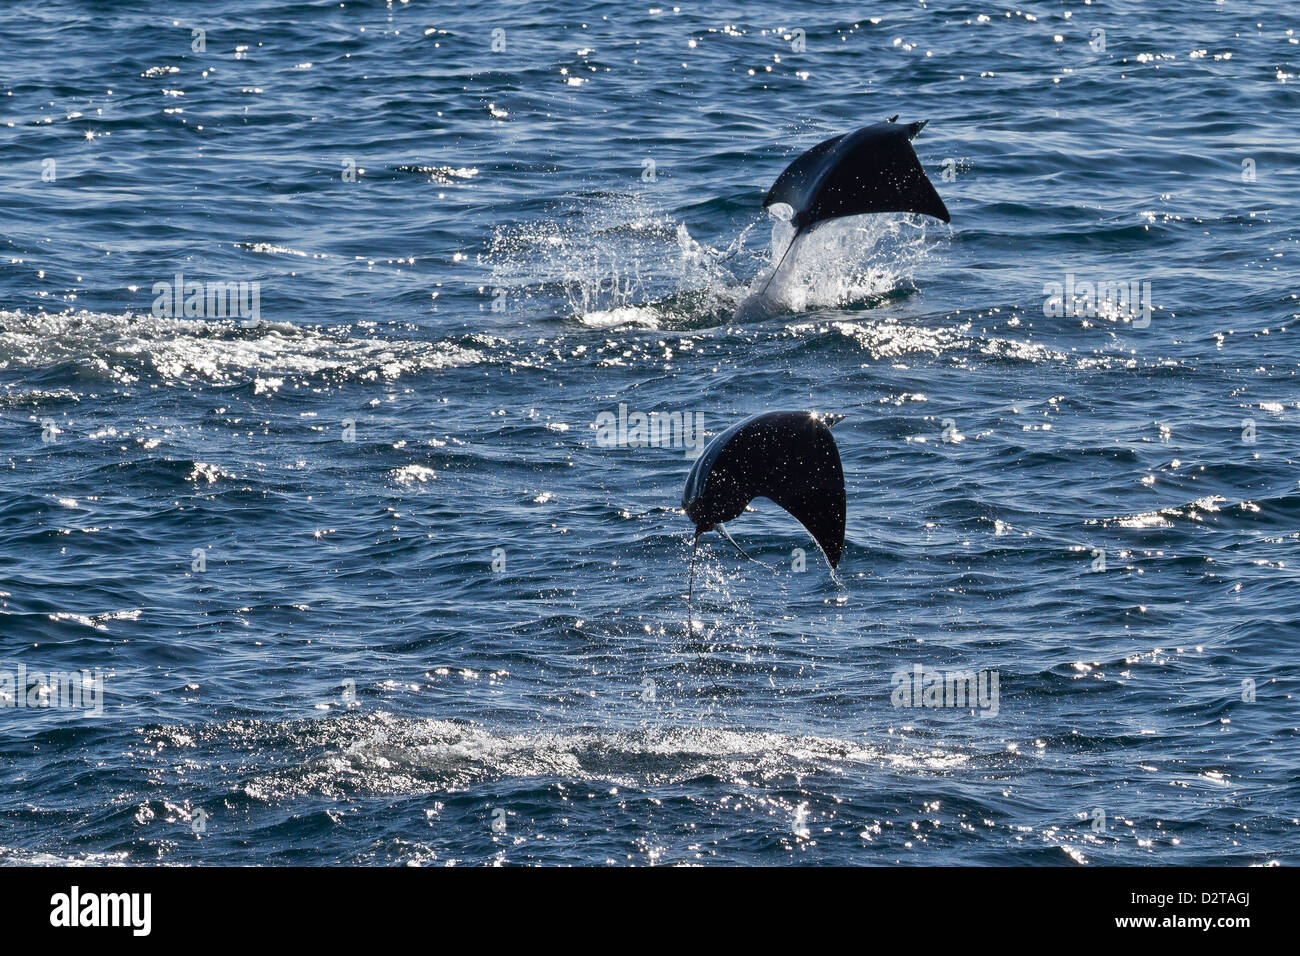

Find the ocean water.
[{"left": 1, "top": 0, "right": 1297, "bottom": 866}]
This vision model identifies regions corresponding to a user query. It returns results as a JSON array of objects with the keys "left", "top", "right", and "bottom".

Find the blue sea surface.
[{"left": 0, "top": 0, "right": 1297, "bottom": 865}]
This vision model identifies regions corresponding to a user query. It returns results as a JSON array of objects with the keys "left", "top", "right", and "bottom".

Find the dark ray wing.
[
  {"left": 762, "top": 414, "right": 846, "bottom": 567},
  {"left": 761, "top": 120, "right": 950, "bottom": 232},
  {"left": 810, "top": 126, "right": 949, "bottom": 225},
  {"left": 766, "top": 485, "right": 846, "bottom": 568},
  {"left": 762, "top": 132, "right": 846, "bottom": 214}
]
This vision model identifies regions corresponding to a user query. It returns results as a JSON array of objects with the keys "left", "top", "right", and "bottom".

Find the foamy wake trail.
[
  {"left": 486, "top": 193, "right": 938, "bottom": 328},
  {"left": 485, "top": 193, "right": 755, "bottom": 329},
  {"left": 140, "top": 713, "right": 968, "bottom": 800}
]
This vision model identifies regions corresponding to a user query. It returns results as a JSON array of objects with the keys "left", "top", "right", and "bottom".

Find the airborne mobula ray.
[
  {"left": 736, "top": 116, "right": 951, "bottom": 320},
  {"left": 682, "top": 411, "right": 845, "bottom": 613}
]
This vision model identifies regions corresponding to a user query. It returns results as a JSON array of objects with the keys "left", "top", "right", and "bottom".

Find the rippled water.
[{"left": 1, "top": 0, "right": 1297, "bottom": 865}]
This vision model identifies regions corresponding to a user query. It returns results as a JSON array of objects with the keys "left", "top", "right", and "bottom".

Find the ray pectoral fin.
[
  {"left": 782, "top": 121, "right": 951, "bottom": 228},
  {"left": 762, "top": 132, "right": 846, "bottom": 211},
  {"left": 833, "top": 134, "right": 950, "bottom": 223},
  {"left": 770, "top": 487, "right": 846, "bottom": 569},
  {"left": 902, "top": 151, "right": 951, "bottom": 223}
]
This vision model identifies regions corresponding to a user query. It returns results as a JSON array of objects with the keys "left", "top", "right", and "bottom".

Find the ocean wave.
[{"left": 0, "top": 310, "right": 488, "bottom": 389}]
